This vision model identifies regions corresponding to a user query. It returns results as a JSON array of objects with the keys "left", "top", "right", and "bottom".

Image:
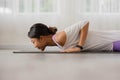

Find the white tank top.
[{"left": 53, "top": 20, "right": 120, "bottom": 51}]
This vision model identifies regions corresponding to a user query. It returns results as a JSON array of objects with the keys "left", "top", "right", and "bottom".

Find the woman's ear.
[
  {"left": 39, "top": 36, "right": 43, "bottom": 41},
  {"left": 39, "top": 36, "right": 46, "bottom": 42}
]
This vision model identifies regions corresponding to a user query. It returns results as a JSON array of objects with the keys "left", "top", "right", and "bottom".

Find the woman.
[{"left": 28, "top": 21, "right": 120, "bottom": 52}]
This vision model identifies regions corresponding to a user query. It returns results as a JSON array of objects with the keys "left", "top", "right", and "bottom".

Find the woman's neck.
[{"left": 47, "top": 35, "right": 57, "bottom": 46}]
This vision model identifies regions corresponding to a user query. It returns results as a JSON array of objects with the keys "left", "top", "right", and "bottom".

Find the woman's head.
[
  {"left": 28, "top": 23, "right": 57, "bottom": 51},
  {"left": 28, "top": 23, "right": 57, "bottom": 38}
]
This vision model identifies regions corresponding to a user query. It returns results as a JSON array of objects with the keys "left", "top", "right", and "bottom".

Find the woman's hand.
[{"left": 61, "top": 47, "right": 81, "bottom": 53}]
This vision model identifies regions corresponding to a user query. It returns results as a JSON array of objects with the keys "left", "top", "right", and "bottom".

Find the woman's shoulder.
[{"left": 55, "top": 31, "right": 66, "bottom": 47}]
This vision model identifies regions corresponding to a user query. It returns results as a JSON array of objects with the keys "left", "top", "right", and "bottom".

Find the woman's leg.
[{"left": 113, "top": 41, "right": 120, "bottom": 52}]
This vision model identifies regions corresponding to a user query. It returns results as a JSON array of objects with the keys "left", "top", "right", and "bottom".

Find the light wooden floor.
[{"left": 0, "top": 50, "right": 120, "bottom": 80}]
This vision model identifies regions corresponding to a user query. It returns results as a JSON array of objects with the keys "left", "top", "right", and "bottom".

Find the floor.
[{"left": 0, "top": 50, "right": 120, "bottom": 80}]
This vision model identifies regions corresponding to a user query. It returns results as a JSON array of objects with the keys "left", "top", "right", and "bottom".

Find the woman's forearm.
[{"left": 78, "top": 22, "right": 89, "bottom": 46}]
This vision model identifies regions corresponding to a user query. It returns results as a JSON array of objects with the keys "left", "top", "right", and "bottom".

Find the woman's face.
[{"left": 31, "top": 38, "right": 46, "bottom": 51}]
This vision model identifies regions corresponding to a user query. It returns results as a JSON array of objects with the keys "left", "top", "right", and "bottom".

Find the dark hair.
[{"left": 28, "top": 23, "right": 57, "bottom": 38}]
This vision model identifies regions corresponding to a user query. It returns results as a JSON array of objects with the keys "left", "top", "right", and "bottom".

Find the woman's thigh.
[{"left": 113, "top": 41, "right": 120, "bottom": 52}]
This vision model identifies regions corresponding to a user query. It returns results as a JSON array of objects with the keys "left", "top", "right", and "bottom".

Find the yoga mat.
[
  {"left": 13, "top": 50, "right": 119, "bottom": 54},
  {"left": 13, "top": 50, "right": 60, "bottom": 53}
]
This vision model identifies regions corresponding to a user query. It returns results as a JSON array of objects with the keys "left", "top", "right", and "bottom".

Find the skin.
[
  {"left": 30, "top": 22, "right": 89, "bottom": 52},
  {"left": 31, "top": 35, "right": 56, "bottom": 51}
]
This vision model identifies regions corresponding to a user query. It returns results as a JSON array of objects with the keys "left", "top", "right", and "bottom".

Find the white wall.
[{"left": 0, "top": 0, "right": 120, "bottom": 49}]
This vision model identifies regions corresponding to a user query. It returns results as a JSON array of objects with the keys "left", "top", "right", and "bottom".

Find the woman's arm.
[
  {"left": 78, "top": 22, "right": 89, "bottom": 47},
  {"left": 61, "top": 22, "right": 89, "bottom": 53}
]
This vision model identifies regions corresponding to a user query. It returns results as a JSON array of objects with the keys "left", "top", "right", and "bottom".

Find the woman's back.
[{"left": 84, "top": 30, "right": 120, "bottom": 51}]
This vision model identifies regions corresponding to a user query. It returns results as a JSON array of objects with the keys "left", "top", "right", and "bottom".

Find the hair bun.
[{"left": 48, "top": 27, "right": 57, "bottom": 34}]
